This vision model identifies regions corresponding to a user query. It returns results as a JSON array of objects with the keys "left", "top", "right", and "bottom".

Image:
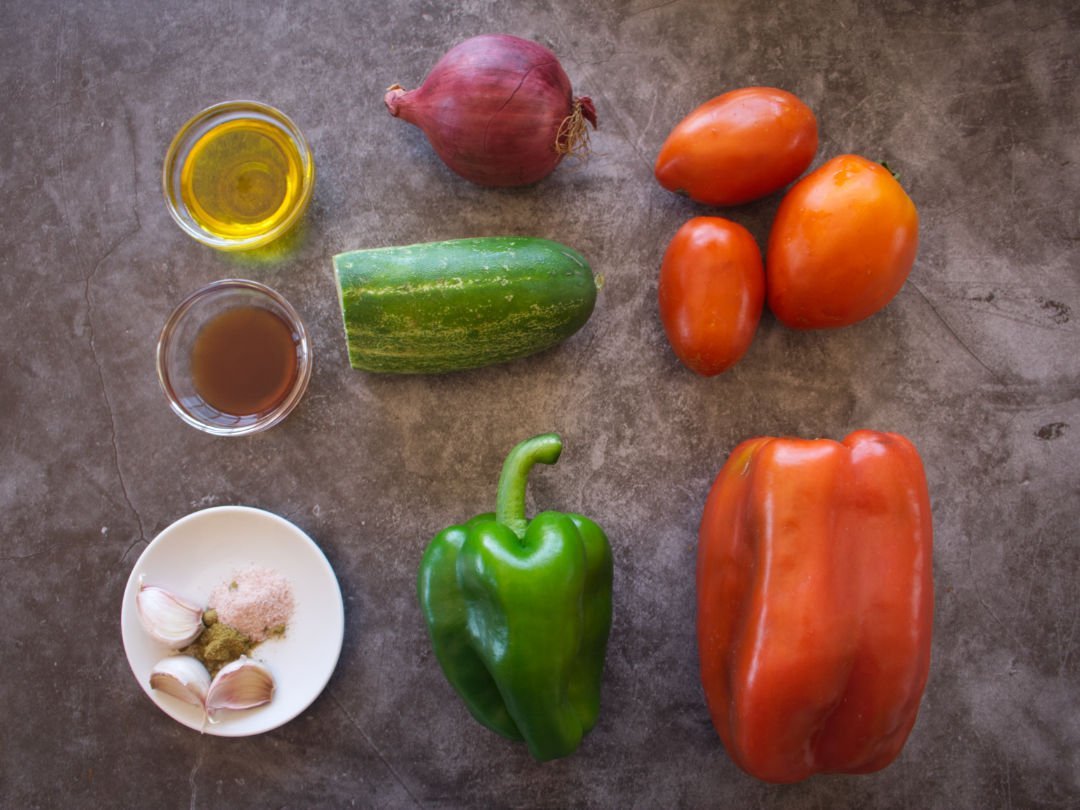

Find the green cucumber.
[{"left": 333, "top": 237, "right": 597, "bottom": 374}]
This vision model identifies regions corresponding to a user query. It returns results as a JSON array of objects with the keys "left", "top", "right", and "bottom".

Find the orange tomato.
[
  {"left": 658, "top": 217, "right": 764, "bottom": 376},
  {"left": 766, "top": 154, "right": 919, "bottom": 329},
  {"left": 654, "top": 87, "right": 818, "bottom": 206}
]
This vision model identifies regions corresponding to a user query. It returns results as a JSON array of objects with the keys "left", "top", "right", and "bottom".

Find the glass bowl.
[
  {"left": 156, "top": 279, "right": 312, "bottom": 436},
  {"left": 162, "top": 100, "right": 315, "bottom": 251}
]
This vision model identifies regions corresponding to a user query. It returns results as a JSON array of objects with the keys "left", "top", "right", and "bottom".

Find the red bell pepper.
[{"left": 697, "top": 431, "right": 934, "bottom": 783}]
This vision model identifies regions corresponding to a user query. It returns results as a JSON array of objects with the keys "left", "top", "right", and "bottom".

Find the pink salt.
[{"left": 210, "top": 567, "right": 294, "bottom": 642}]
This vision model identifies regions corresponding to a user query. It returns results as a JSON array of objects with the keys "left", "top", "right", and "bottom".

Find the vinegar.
[
  {"left": 180, "top": 118, "right": 305, "bottom": 240},
  {"left": 190, "top": 306, "right": 299, "bottom": 416}
]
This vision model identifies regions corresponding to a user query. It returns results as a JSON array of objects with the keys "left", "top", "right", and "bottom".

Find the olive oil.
[
  {"left": 180, "top": 118, "right": 305, "bottom": 240},
  {"left": 190, "top": 306, "right": 299, "bottom": 416}
]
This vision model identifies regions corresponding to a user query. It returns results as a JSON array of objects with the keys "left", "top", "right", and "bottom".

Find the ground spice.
[
  {"left": 182, "top": 610, "right": 253, "bottom": 676},
  {"left": 209, "top": 566, "right": 294, "bottom": 643}
]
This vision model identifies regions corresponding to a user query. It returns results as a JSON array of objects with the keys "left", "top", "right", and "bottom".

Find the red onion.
[{"left": 385, "top": 34, "right": 597, "bottom": 187}]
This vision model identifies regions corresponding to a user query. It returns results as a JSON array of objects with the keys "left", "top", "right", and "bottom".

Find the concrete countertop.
[{"left": 2, "top": 1, "right": 1077, "bottom": 807}]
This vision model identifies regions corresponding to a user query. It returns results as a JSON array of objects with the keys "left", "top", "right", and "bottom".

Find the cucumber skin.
[{"left": 333, "top": 237, "right": 597, "bottom": 374}]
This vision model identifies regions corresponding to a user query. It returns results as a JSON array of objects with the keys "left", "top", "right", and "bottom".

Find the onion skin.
[{"left": 385, "top": 34, "right": 596, "bottom": 187}]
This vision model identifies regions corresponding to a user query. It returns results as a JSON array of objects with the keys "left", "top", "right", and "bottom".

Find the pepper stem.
[{"left": 495, "top": 433, "right": 563, "bottom": 539}]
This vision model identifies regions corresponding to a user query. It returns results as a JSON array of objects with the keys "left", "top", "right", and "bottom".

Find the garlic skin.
[
  {"left": 136, "top": 583, "right": 205, "bottom": 647},
  {"left": 149, "top": 655, "right": 212, "bottom": 707},
  {"left": 205, "top": 657, "right": 275, "bottom": 721}
]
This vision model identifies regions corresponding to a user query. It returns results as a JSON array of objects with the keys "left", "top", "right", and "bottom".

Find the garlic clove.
[
  {"left": 136, "top": 582, "right": 205, "bottom": 647},
  {"left": 149, "top": 655, "right": 212, "bottom": 707},
  {"left": 205, "top": 657, "right": 275, "bottom": 720}
]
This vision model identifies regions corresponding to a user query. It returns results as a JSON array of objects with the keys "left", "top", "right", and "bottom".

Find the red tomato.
[
  {"left": 766, "top": 154, "right": 919, "bottom": 329},
  {"left": 658, "top": 217, "right": 765, "bottom": 376},
  {"left": 654, "top": 87, "right": 818, "bottom": 206}
]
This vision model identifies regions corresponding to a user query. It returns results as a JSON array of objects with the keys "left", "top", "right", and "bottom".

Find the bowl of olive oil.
[
  {"left": 157, "top": 279, "right": 312, "bottom": 435},
  {"left": 163, "top": 101, "right": 315, "bottom": 251}
]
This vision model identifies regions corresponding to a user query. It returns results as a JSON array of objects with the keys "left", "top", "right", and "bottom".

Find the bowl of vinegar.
[{"left": 156, "top": 279, "right": 311, "bottom": 436}]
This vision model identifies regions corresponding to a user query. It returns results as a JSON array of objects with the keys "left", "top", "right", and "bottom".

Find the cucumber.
[{"left": 333, "top": 237, "right": 597, "bottom": 374}]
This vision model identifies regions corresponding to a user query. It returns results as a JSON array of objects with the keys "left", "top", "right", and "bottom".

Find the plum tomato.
[
  {"left": 766, "top": 154, "right": 919, "bottom": 329},
  {"left": 658, "top": 217, "right": 765, "bottom": 376},
  {"left": 654, "top": 87, "right": 818, "bottom": 206}
]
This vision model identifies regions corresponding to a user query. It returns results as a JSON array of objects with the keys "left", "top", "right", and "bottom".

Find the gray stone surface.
[{"left": 2, "top": 0, "right": 1077, "bottom": 807}]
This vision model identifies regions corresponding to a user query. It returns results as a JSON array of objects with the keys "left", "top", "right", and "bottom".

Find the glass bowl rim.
[
  {"left": 155, "top": 278, "right": 312, "bottom": 436},
  {"left": 161, "top": 99, "right": 315, "bottom": 252}
]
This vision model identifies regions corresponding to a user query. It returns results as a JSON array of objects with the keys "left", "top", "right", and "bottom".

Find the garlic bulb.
[
  {"left": 149, "top": 655, "right": 212, "bottom": 707},
  {"left": 136, "top": 582, "right": 205, "bottom": 647},
  {"left": 205, "top": 657, "right": 275, "bottom": 721}
]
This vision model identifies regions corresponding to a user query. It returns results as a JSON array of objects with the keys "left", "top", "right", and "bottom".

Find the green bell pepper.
[{"left": 417, "top": 432, "right": 614, "bottom": 761}]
